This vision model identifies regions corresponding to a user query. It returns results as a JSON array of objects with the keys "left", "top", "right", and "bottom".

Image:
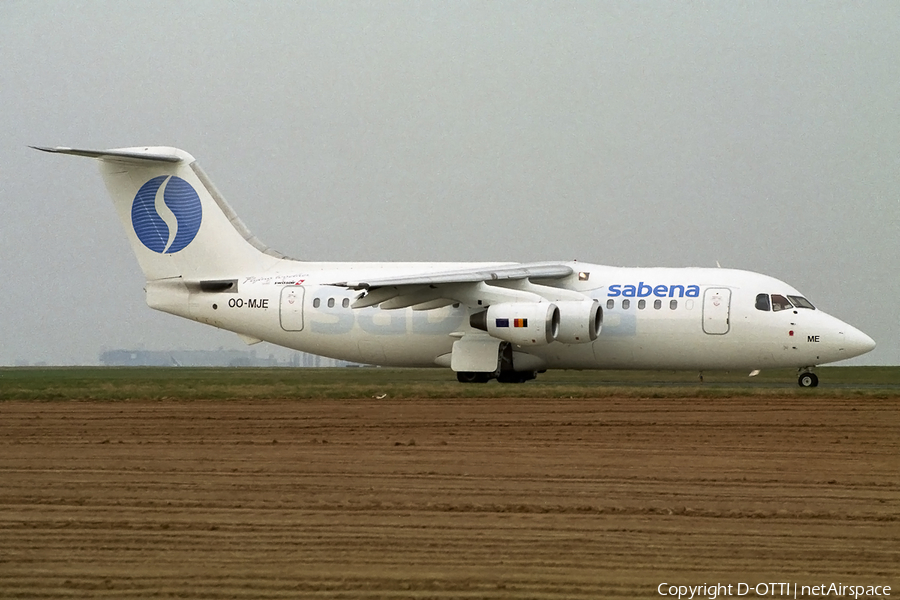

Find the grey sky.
[{"left": 2, "top": 1, "right": 897, "bottom": 366}]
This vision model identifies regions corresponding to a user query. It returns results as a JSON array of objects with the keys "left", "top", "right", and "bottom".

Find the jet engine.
[
  {"left": 554, "top": 300, "right": 602, "bottom": 343},
  {"left": 470, "top": 302, "right": 559, "bottom": 346}
]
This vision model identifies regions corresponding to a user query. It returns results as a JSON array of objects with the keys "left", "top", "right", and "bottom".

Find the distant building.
[{"left": 98, "top": 349, "right": 356, "bottom": 367}]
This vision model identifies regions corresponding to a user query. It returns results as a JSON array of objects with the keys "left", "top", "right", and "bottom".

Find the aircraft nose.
[{"left": 841, "top": 325, "right": 876, "bottom": 358}]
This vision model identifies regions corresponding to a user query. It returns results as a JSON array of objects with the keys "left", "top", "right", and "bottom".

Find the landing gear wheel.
[
  {"left": 798, "top": 372, "right": 819, "bottom": 388},
  {"left": 497, "top": 370, "right": 537, "bottom": 384},
  {"left": 457, "top": 371, "right": 492, "bottom": 383}
]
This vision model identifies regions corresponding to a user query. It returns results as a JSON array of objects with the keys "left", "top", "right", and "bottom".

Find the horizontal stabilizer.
[{"left": 31, "top": 146, "right": 185, "bottom": 163}]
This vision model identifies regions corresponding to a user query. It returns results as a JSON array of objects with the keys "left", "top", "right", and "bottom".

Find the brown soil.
[{"left": 1, "top": 396, "right": 897, "bottom": 599}]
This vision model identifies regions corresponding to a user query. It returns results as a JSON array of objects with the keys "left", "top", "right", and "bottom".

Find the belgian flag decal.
[{"left": 495, "top": 318, "right": 529, "bottom": 328}]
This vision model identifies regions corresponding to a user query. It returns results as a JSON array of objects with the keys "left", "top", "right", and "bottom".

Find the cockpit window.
[
  {"left": 771, "top": 294, "right": 793, "bottom": 312},
  {"left": 787, "top": 295, "right": 815, "bottom": 310},
  {"left": 755, "top": 293, "right": 770, "bottom": 311}
]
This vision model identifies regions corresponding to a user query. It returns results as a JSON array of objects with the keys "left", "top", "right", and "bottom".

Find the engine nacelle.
[
  {"left": 470, "top": 302, "right": 559, "bottom": 346},
  {"left": 555, "top": 300, "right": 602, "bottom": 344}
]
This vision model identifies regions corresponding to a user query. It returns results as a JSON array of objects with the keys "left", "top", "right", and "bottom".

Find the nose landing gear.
[{"left": 798, "top": 370, "right": 819, "bottom": 388}]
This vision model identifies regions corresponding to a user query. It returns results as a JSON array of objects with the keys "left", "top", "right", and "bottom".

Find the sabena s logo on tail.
[{"left": 131, "top": 176, "right": 202, "bottom": 253}]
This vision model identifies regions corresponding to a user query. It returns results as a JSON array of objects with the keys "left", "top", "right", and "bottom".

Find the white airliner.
[{"left": 35, "top": 145, "right": 875, "bottom": 386}]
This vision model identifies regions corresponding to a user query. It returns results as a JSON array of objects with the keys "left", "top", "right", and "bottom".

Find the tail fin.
[{"left": 33, "top": 146, "right": 288, "bottom": 281}]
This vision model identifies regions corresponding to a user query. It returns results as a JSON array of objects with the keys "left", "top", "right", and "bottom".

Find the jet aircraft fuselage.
[{"left": 35, "top": 145, "right": 876, "bottom": 386}]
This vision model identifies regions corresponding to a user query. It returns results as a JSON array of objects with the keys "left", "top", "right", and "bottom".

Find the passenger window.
[
  {"left": 670, "top": 299, "right": 677, "bottom": 310},
  {"left": 755, "top": 293, "right": 770, "bottom": 311},
  {"left": 607, "top": 299, "right": 615, "bottom": 309},
  {"left": 622, "top": 299, "right": 630, "bottom": 310},
  {"left": 654, "top": 299, "right": 662, "bottom": 310},
  {"left": 638, "top": 299, "right": 646, "bottom": 310},
  {"left": 771, "top": 294, "right": 793, "bottom": 312},
  {"left": 342, "top": 298, "right": 350, "bottom": 308},
  {"left": 327, "top": 298, "right": 335, "bottom": 308},
  {"left": 787, "top": 295, "right": 815, "bottom": 310},
  {"left": 313, "top": 298, "right": 320, "bottom": 308}
]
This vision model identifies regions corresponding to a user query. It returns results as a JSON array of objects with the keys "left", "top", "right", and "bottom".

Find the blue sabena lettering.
[{"left": 607, "top": 283, "right": 700, "bottom": 298}]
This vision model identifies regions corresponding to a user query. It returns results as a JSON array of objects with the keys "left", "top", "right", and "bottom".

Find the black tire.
[
  {"left": 497, "top": 370, "right": 537, "bottom": 384},
  {"left": 457, "top": 371, "right": 492, "bottom": 383},
  {"left": 798, "top": 372, "right": 819, "bottom": 388}
]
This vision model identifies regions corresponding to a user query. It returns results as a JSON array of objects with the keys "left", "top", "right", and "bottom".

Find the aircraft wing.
[
  {"left": 329, "top": 262, "right": 579, "bottom": 310},
  {"left": 331, "top": 263, "right": 573, "bottom": 289}
]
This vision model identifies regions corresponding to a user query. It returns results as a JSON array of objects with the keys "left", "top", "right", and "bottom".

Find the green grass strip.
[{"left": 1, "top": 366, "right": 898, "bottom": 401}]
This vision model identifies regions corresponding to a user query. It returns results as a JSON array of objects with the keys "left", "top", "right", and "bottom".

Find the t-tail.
[{"left": 32, "top": 146, "right": 287, "bottom": 282}]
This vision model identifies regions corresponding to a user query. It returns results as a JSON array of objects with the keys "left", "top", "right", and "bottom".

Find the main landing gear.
[
  {"left": 798, "top": 370, "right": 819, "bottom": 388},
  {"left": 456, "top": 371, "right": 492, "bottom": 384},
  {"left": 456, "top": 370, "right": 537, "bottom": 384},
  {"left": 455, "top": 341, "right": 539, "bottom": 384},
  {"left": 497, "top": 370, "right": 538, "bottom": 384}
]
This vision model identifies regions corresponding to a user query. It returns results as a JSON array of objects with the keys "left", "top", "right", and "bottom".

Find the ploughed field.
[{"left": 1, "top": 368, "right": 898, "bottom": 598}]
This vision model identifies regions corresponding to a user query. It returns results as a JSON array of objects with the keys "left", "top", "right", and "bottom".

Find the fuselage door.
[
  {"left": 280, "top": 286, "right": 305, "bottom": 331},
  {"left": 702, "top": 287, "right": 731, "bottom": 335}
]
